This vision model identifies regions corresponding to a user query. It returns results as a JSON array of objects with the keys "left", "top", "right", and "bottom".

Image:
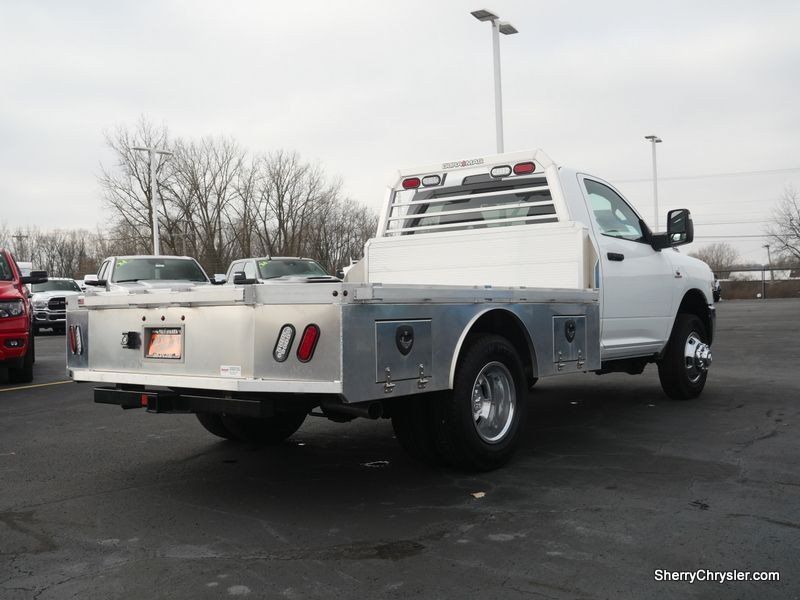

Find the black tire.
[
  {"left": 196, "top": 412, "right": 237, "bottom": 441},
  {"left": 220, "top": 412, "right": 307, "bottom": 444},
  {"left": 433, "top": 334, "right": 527, "bottom": 471},
  {"left": 391, "top": 394, "right": 445, "bottom": 466},
  {"left": 9, "top": 334, "right": 34, "bottom": 384},
  {"left": 658, "top": 313, "right": 710, "bottom": 400}
]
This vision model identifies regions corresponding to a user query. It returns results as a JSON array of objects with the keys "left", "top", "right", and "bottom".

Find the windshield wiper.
[{"left": 114, "top": 278, "right": 142, "bottom": 283}]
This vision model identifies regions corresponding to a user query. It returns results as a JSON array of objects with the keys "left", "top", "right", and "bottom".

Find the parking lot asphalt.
[{"left": 1, "top": 300, "right": 798, "bottom": 599}]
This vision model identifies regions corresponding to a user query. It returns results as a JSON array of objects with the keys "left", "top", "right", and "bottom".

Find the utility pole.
[
  {"left": 132, "top": 146, "right": 174, "bottom": 255},
  {"left": 763, "top": 244, "right": 773, "bottom": 280},
  {"left": 471, "top": 9, "right": 518, "bottom": 153},
  {"left": 644, "top": 135, "right": 662, "bottom": 230}
]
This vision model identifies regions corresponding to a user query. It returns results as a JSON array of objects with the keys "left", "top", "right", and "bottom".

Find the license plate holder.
[{"left": 144, "top": 327, "right": 183, "bottom": 360}]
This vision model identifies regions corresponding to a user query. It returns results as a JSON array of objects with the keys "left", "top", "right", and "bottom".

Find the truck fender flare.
[{"left": 448, "top": 307, "right": 538, "bottom": 388}]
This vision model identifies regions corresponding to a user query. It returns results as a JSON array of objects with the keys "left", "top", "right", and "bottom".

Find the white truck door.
[{"left": 579, "top": 177, "right": 674, "bottom": 359}]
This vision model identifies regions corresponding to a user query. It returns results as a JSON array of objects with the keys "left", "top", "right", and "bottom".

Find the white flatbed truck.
[{"left": 68, "top": 150, "right": 715, "bottom": 470}]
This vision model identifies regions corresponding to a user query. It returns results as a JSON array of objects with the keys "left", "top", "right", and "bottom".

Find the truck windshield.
[
  {"left": 31, "top": 280, "right": 81, "bottom": 292},
  {"left": 257, "top": 259, "right": 328, "bottom": 279},
  {"left": 0, "top": 255, "right": 12, "bottom": 281},
  {"left": 111, "top": 258, "right": 208, "bottom": 283}
]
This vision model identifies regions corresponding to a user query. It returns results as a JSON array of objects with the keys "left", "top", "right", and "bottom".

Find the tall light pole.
[
  {"left": 132, "top": 146, "right": 173, "bottom": 255},
  {"left": 763, "top": 244, "right": 773, "bottom": 280},
  {"left": 644, "top": 135, "right": 662, "bottom": 230},
  {"left": 471, "top": 9, "right": 518, "bottom": 154}
]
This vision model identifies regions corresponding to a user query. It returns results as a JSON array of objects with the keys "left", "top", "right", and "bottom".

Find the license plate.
[{"left": 145, "top": 327, "right": 182, "bottom": 359}]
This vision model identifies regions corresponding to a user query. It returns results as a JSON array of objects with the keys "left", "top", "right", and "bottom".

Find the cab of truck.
[
  {"left": 224, "top": 257, "right": 338, "bottom": 285},
  {"left": 84, "top": 255, "right": 210, "bottom": 292},
  {"left": 0, "top": 249, "right": 47, "bottom": 382}
]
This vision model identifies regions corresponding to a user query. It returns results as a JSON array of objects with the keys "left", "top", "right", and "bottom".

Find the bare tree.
[
  {"left": 306, "top": 200, "right": 377, "bottom": 273},
  {"left": 689, "top": 242, "right": 740, "bottom": 278},
  {"left": 98, "top": 117, "right": 174, "bottom": 253},
  {"left": 766, "top": 185, "right": 800, "bottom": 261},
  {"left": 97, "top": 119, "right": 376, "bottom": 276},
  {"left": 252, "top": 151, "right": 342, "bottom": 258},
  {"left": 165, "top": 136, "right": 245, "bottom": 273}
]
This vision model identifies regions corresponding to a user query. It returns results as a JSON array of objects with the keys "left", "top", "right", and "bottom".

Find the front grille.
[{"left": 48, "top": 297, "right": 66, "bottom": 310}]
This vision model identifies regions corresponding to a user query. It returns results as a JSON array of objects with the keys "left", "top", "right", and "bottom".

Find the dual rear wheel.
[
  {"left": 196, "top": 411, "right": 307, "bottom": 444},
  {"left": 393, "top": 334, "right": 527, "bottom": 472}
]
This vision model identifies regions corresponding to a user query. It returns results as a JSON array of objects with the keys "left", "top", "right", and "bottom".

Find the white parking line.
[{"left": 0, "top": 380, "right": 72, "bottom": 393}]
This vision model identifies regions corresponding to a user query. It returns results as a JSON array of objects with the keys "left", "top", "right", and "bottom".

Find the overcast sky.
[{"left": 2, "top": 0, "right": 799, "bottom": 264}]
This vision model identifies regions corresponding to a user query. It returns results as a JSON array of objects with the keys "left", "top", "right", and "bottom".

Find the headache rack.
[{"left": 376, "top": 149, "right": 568, "bottom": 237}]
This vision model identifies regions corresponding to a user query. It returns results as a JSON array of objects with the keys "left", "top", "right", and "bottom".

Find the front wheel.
[
  {"left": 220, "top": 412, "right": 307, "bottom": 444},
  {"left": 657, "top": 313, "right": 711, "bottom": 400},
  {"left": 433, "top": 334, "right": 527, "bottom": 471}
]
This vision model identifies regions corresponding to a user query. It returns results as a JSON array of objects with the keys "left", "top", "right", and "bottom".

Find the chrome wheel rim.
[
  {"left": 684, "top": 332, "right": 712, "bottom": 383},
  {"left": 471, "top": 361, "right": 516, "bottom": 444}
]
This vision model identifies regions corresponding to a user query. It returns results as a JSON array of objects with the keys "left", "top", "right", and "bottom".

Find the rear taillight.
[
  {"left": 296, "top": 324, "right": 320, "bottom": 363},
  {"left": 68, "top": 325, "right": 83, "bottom": 355},
  {"left": 513, "top": 161, "right": 535, "bottom": 175},
  {"left": 402, "top": 177, "right": 421, "bottom": 189},
  {"left": 273, "top": 324, "right": 295, "bottom": 362}
]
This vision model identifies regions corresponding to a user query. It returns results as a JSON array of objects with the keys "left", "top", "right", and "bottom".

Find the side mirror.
[
  {"left": 232, "top": 271, "right": 256, "bottom": 285},
  {"left": 212, "top": 274, "right": 227, "bottom": 285},
  {"left": 651, "top": 209, "right": 694, "bottom": 250},
  {"left": 83, "top": 274, "right": 106, "bottom": 287},
  {"left": 20, "top": 270, "right": 48, "bottom": 285}
]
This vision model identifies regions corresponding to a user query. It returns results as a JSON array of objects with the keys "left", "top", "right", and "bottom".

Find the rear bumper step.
[{"left": 94, "top": 387, "right": 274, "bottom": 418}]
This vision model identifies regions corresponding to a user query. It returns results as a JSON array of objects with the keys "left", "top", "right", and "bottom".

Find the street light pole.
[
  {"left": 763, "top": 244, "right": 773, "bottom": 280},
  {"left": 132, "top": 146, "right": 173, "bottom": 255},
  {"left": 644, "top": 135, "right": 662, "bottom": 230},
  {"left": 471, "top": 9, "right": 518, "bottom": 154}
]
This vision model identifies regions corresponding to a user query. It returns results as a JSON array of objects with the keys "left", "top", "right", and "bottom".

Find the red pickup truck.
[{"left": 0, "top": 249, "right": 47, "bottom": 383}]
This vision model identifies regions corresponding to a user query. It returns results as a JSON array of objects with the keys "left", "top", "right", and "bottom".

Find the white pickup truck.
[{"left": 67, "top": 150, "right": 715, "bottom": 471}]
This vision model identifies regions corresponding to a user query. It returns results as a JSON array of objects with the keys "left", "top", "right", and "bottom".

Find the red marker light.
[
  {"left": 402, "top": 177, "right": 421, "bottom": 189},
  {"left": 296, "top": 324, "right": 320, "bottom": 363},
  {"left": 513, "top": 162, "right": 535, "bottom": 175},
  {"left": 140, "top": 394, "right": 149, "bottom": 407}
]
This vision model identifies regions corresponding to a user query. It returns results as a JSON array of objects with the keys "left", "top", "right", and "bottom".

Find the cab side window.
[
  {"left": 243, "top": 261, "right": 257, "bottom": 280},
  {"left": 585, "top": 179, "right": 644, "bottom": 242}
]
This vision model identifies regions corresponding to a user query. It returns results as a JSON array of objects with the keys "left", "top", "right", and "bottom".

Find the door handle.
[{"left": 607, "top": 252, "right": 625, "bottom": 262}]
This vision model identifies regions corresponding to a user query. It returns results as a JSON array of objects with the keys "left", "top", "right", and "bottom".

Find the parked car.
[
  {"left": 84, "top": 256, "right": 210, "bottom": 291},
  {"left": 224, "top": 257, "right": 339, "bottom": 284},
  {"left": 0, "top": 249, "right": 47, "bottom": 382},
  {"left": 29, "top": 277, "right": 82, "bottom": 334}
]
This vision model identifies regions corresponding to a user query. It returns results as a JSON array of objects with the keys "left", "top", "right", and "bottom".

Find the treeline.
[
  {"left": 98, "top": 118, "right": 377, "bottom": 275},
  {"left": 2, "top": 118, "right": 378, "bottom": 279},
  {"left": 0, "top": 226, "right": 107, "bottom": 279}
]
